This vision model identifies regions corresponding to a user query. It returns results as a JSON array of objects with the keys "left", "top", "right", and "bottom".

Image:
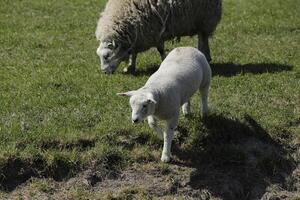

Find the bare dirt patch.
[{"left": 1, "top": 114, "right": 300, "bottom": 199}]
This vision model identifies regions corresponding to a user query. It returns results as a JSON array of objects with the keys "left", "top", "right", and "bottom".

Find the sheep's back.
[
  {"left": 97, "top": 0, "right": 222, "bottom": 52},
  {"left": 160, "top": 0, "right": 222, "bottom": 39}
]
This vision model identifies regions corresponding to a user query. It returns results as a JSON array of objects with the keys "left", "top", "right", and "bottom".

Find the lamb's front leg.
[
  {"left": 147, "top": 115, "right": 163, "bottom": 140},
  {"left": 161, "top": 112, "right": 179, "bottom": 162},
  {"left": 123, "top": 53, "right": 137, "bottom": 73}
]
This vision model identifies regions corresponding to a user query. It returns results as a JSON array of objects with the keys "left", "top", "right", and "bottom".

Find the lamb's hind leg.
[
  {"left": 123, "top": 53, "right": 137, "bottom": 73},
  {"left": 157, "top": 42, "right": 166, "bottom": 61},
  {"left": 161, "top": 111, "right": 179, "bottom": 162},
  {"left": 182, "top": 100, "right": 191, "bottom": 116},
  {"left": 198, "top": 34, "right": 212, "bottom": 62},
  {"left": 200, "top": 84, "right": 210, "bottom": 117},
  {"left": 148, "top": 115, "right": 163, "bottom": 140}
]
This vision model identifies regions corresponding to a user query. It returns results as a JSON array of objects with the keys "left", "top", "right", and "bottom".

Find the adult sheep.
[{"left": 95, "top": 0, "right": 222, "bottom": 74}]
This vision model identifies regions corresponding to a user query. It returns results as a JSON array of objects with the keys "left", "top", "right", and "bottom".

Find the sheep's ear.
[
  {"left": 147, "top": 93, "right": 157, "bottom": 104},
  {"left": 117, "top": 91, "right": 135, "bottom": 97},
  {"left": 112, "top": 40, "right": 120, "bottom": 51}
]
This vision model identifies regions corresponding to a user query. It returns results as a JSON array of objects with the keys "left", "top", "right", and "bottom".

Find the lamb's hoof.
[
  {"left": 161, "top": 154, "right": 171, "bottom": 163},
  {"left": 123, "top": 66, "right": 135, "bottom": 74}
]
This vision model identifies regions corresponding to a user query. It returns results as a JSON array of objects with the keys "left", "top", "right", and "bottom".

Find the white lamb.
[{"left": 117, "top": 47, "right": 212, "bottom": 162}]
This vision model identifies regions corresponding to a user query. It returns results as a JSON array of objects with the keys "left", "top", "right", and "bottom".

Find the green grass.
[{"left": 0, "top": 0, "right": 299, "bottom": 197}]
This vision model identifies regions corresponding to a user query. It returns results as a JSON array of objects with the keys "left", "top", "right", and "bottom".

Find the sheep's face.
[
  {"left": 96, "top": 40, "right": 128, "bottom": 74},
  {"left": 117, "top": 91, "right": 157, "bottom": 124}
]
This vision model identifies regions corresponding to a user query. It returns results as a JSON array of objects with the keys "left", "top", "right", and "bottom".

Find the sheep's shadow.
[
  {"left": 132, "top": 64, "right": 160, "bottom": 76},
  {"left": 132, "top": 63, "right": 293, "bottom": 77},
  {"left": 172, "top": 114, "right": 296, "bottom": 200},
  {"left": 211, "top": 63, "right": 293, "bottom": 77}
]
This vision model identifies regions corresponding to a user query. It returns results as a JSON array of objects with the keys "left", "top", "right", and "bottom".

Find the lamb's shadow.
[
  {"left": 173, "top": 114, "right": 296, "bottom": 200},
  {"left": 133, "top": 63, "right": 293, "bottom": 77}
]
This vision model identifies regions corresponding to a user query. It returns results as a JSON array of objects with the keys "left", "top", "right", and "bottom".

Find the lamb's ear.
[
  {"left": 117, "top": 91, "right": 136, "bottom": 97},
  {"left": 147, "top": 93, "right": 157, "bottom": 104}
]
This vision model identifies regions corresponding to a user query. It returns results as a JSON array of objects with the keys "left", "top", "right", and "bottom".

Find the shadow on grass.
[
  {"left": 211, "top": 63, "right": 293, "bottom": 77},
  {"left": 132, "top": 63, "right": 293, "bottom": 77},
  {"left": 0, "top": 155, "right": 79, "bottom": 192},
  {"left": 0, "top": 138, "right": 98, "bottom": 191},
  {"left": 131, "top": 64, "right": 160, "bottom": 76},
  {"left": 0, "top": 129, "right": 156, "bottom": 192},
  {"left": 0, "top": 139, "right": 98, "bottom": 191},
  {"left": 173, "top": 114, "right": 296, "bottom": 200}
]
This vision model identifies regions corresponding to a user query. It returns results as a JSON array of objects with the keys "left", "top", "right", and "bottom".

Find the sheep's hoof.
[
  {"left": 123, "top": 66, "right": 135, "bottom": 74},
  {"left": 206, "top": 55, "right": 212, "bottom": 63},
  {"left": 202, "top": 112, "right": 209, "bottom": 119},
  {"left": 161, "top": 154, "right": 171, "bottom": 163}
]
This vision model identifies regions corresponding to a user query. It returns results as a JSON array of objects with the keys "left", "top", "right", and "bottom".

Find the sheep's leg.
[
  {"left": 123, "top": 53, "right": 137, "bottom": 73},
  {"left": 198, "top": 34, "right": 212, "bottom": 62},
  {"left": 182, "top": 100, "right": 191, "bottom": 116},
  {"left": 157, "top": 43, "right": 166, "bottom": 61},
  {"left": 200, "top": 84, "right": 210, "bottom": 117},
  {"left": 161, "top": 112, "right": 179, "bottom": 162},
  {"left": 148, "top": 115, "right": 163, "bottom": 140}
]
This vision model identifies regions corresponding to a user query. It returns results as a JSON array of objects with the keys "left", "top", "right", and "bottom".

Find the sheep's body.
[
  {"left": 118, "top": 47, "right": 212, "bottom": 162},
  {"left": 96, "top": 0, "right": 222, "bottom": 73}
]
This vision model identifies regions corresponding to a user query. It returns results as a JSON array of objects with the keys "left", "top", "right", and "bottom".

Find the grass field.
[{"left": 0, "top": 0, "right": 299, "bottom": 199}]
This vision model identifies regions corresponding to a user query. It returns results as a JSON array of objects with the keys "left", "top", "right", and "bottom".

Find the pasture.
[{"left": 0, "top": 0, "right": 299, "bottom": 199}]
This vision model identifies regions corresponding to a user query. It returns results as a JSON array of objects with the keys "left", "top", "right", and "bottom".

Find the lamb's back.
[
  {"left": 146, "top": 47, "right": 210, "bottom": 108},
  {"left": 146, "top": 47, "right": 207, "bottom": 89}
]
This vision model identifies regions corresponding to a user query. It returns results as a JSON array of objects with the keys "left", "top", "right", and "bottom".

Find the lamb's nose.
[{"left": 132, "top": 119, "right": 139, "bottom": 124}]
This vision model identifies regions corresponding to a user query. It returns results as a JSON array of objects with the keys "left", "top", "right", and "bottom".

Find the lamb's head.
[
  {"left": 96, "top": 40, "right": 129, "bottom": 74},
  {"left": 117, "top": 91, "right": 157, "bottom": 124}
]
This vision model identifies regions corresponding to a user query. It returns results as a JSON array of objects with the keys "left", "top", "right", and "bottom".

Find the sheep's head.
[
  {"left": 96, "top": 40, "right": 129, "bottom": 74},
  {"left": 117, "top": 91, "right": 157, "bottom": 124}
]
